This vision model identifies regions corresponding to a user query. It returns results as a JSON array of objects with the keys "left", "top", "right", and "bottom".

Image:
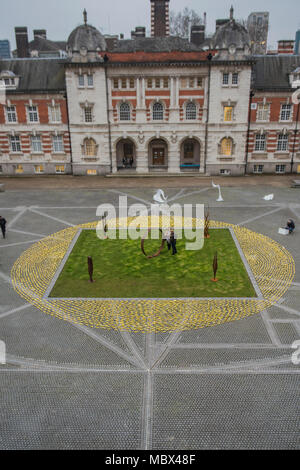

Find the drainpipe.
[
  {"left": 245, "top": 90, "right": 254, "bottom": 175},
  {"left": 64, "top": 90, "right": 73, "bottom": 174},
  {"left": 203, "top": 53, "right": 212, "bottom": 175},
  {"left": 104, "top": 55, "right": 113, "bottom": 174},
  {"left": 291, "top": 101, "right": 300, "bottom": 174}
]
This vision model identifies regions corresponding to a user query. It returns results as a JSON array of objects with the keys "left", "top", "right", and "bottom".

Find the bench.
[
  {"left": 0, "top": 184, "right": 4, "bottom": 192},
  {"left": 180, "top": 164, "right": 200, "bottom": 168},
  {"left": 291, "top": 180, "right": 300, "bottom": 188}
]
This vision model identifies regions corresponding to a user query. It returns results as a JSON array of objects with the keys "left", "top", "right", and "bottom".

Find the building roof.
[
  {"left": 29, "top": 37, "right": 67, "bottom": 53},
  {"left": 112, "top": 36, "right": 203, "bottom": 53},
  {"left": 253, "top": 55, "right": 300, "bottom": 90},
  {"left": 0, "top": 59, "right": 66, "bottom": 92},
  {"left": 210, "top": 19, "right": 251, "bottom": 50},
  {"left": 67, "top": 24, "right": 107, "bottom": 52}
]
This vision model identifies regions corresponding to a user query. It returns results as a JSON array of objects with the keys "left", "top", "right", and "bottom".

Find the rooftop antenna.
[
  {"left": 83, "top": 9, "right": 87, "bottom": 26},
  {"left": 230, "top": 5, "right": 234, "bottom": 20}
]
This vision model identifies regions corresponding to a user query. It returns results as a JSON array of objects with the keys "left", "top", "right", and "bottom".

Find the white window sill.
[
  {"left": 6, "top": 121, "right": 18, "bottom": 125},
  {"left": 279, "top": 120, "right": 292, "bottom": 123},
  {"left": 9, "top": 152, "right": 23, "bottom": 156},
  {"left": 49, "top": 121, "right": 62, "bottom": 125},
  {"left": 52, "top": 151, "right": 66, "bottom": 155}
]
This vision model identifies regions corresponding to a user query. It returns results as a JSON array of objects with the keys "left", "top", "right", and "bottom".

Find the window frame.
[
  {"left": 185, "top": 102, "right": 197, "bottom": 120},
  {"left": 256, "top": 103, "right": 270, "bottom": 122},
  {"left": 277, "top": 133, "right": 289, "bottom": 152},
  {"left": 10, "top": 135, "right": 21, "bottom": 153},
  {"left": 84, "top": 106, "right": 93, "bottom": 123},
  {"left": 222, "top": 73, "right": 229, "bottom": 86},
  {"left": 31, "top": 134, "right": 43, "bottom": 153},
  {"left": 280, "top": 104, "right": 292, "bottom": 121},
  {"left": 254, "top": 134, "right": 266, "bottom": 152},
  {"left": 224, "top": 106, "right": 233, "bottom": 122},
  {"left": 27, "top": 105, "right": 39, "bottom": 123},
  {"left": 52, "top": 135, "right": 64, "bottom": 153},
  {"left": 276, "top": 164, "right": 286, "bottom": 174},
  {"left": 152, "top": 102, "right": 164, "bottom": 121},
  {"left": 48, "top": 105, "right": 61, "bottom": 123},
  {"left": 220, "top": 138, "right": 233, "bottom": 156},
  {"left": 6, "top": 105, "right": 17, "bottom": 123},
  {"left": 119, "top": 102, "right": 131, "bottom": 121}
]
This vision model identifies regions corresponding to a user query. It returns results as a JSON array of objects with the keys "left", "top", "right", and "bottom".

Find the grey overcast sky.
[{"left": 1, "top": 0, "right": 300, "bottom": 51}]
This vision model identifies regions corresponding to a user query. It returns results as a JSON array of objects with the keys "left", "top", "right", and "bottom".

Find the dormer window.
[{"left": 0, "top": 71, "right": 18, "bottom": 89}]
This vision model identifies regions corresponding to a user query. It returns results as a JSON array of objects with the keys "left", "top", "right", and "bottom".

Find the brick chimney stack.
[
  {"left": 33, "top": 29, "right": 47, "bottom": 40},
  {"left": 150, "top": 0, "right": 170, "bottom": 37},
  {"left": 15, "top": 27, "right": 29, "bottom": 58}
]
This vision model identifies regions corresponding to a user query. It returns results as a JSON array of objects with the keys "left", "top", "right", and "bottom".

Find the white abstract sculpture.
[
  {"left": 212, "top": 181, "right": 224, "bottom": 202},
  {"left": 153, "top": 189, "right": 167, "bottom": 204},
  {"left": 263, "top": 194, "right": 274, "bottom": 201}
]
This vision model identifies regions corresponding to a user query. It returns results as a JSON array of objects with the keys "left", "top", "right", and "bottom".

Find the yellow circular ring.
[{"left": 11, "top": 217, "right": 295, "bottom": 333}]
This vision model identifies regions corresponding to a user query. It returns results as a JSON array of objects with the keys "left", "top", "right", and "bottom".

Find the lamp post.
[
  {"left": 291, "top": 81, "right": 300, "bottom": 174},
  {"left": 245, "top": 90, "right": 255, "bottom": 175}
]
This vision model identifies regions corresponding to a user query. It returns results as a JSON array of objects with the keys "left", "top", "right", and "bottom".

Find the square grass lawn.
[{"left": 49, "top": 228, "right": 257, "bottom": 299}]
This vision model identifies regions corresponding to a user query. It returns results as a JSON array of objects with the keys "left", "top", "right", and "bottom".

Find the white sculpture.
[
  {"left": 153, "top": 189, "right": 168, "bottom": 204},
  {"left": 263, "top": 194, "right": 274, "bottom": 201},
  {"left": 212, "top": 181, "right": 224, "bottom": 202}
]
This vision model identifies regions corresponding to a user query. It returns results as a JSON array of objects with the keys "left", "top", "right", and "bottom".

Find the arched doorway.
[
  {"left": 180, "top": 138, "right": 200, "bottom": 171},
  {"left": 148, "top": 139, "right": 168, "bottom": 169},
  {"left": 116, "top": 139, "right": 136, "bottom": 170}
]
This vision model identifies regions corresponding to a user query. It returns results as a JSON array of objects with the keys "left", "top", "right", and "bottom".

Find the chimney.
[
  {"left": 150, "top": 0, "right": 170, "bottom": 37},
  {"left": 33, "top": 29, "right": 47, "bottom": 40},
  {"left": 135, "top": 26, "right": 146, "bottom": 38},
  {"left": 278, "top": 40, "right": 295, "bottom": 54},
  {"left": 15, "top": 27, "right": 29, "bottom": 58},
  {"left": 190, "top": 25, "right": 205, "bottom": 46}
]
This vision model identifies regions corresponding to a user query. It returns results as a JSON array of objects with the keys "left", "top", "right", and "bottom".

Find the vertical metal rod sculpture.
[
  {"left": 88, "top": 256, "right": 94, "bottom": 283},
  {"left": 102, "top": 211, "right": 108, "bottom": 239},
  {"left": 204, "top": 208, "right": 210, "bottom": 239},
  {"left": 211, "top": 251, "right": 218, "bottom": 282}
]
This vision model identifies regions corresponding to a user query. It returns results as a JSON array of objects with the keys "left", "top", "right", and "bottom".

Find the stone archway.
[
  {"left": 148, "top": 138, "right": 168, "bottom": 170},
  {"left": 180, "top": 138, "right": 200, "bottom": 171},
  {"left": 116, "top": 139, "right": 136, "bottom": 170}
]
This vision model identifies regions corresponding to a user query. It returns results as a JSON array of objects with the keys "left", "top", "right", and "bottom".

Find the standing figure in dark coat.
[
  {"left": 285, "top": 219, "right": 295, "bottom": 234},
  {"left": 0, "top": 216, "right": 7, "bottom": 239},
  {"left": 170, "top": 230, "right": 177, "bottom": 255}
]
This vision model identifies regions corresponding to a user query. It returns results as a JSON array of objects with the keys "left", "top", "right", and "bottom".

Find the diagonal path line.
[
  {"left": 9, "top": 228, "right": 47, "bottom": 238},
  {"left": 118, "top": 330, "right": 147, "bottom": 369},
  {"left": 261, "top": 311, "right": 281, "bottom": 346},
  {"left": 108, "top": 189, "right": 151, "bottom": 206},
  {"left": 0, "top": 304, "right": 31, "bottom": 320},
  {"left": 7, "top": 207, "right": 28, "bottom": 228},
  {"left": 68, "top": 323, "right": 144, "bottom": 369},
  {"left": 28, "top": 208, "right": 75, "bottom": 227},
  {"left": 276, "top": 304, "right": 300, "bottom": 318},
  {"left": 171, "top": 187, "right": 211, "bottom": 200},
  {"left": 289, "top": 207, "right": 300, "bottom": 221},
  {"left": 237, "top": 206, "right": 283, "bottom": 226},
  {"left": 0, "top": 239, "right": 43, "bottom": 249},
  {"left": 167, "top": 188, "right": 186, "bottom": 202}
]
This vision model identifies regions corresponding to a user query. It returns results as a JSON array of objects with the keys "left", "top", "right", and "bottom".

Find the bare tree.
[{"left": 170, "top": 7, "right": 203, "bottom": 38}]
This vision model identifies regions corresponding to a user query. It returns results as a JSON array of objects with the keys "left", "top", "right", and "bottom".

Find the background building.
[
  {"left": 0, "top": 40, "right": 11, "bottom": 59},
  {"left": 247, "top": 12, "right": 269, "bottom": 55}
]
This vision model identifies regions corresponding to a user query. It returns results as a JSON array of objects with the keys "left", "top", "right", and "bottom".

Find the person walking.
[{"left": 0, "top": 216, "right": 7, "bottom": 239}]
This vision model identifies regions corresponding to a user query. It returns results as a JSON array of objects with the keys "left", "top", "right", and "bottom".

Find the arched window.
[
  {"left": 220, "top": 138, "right": 233, "bottom": 156},
  {"left": 83, "top": 138, "right": 97, "bottom": 156},
  {"left": 119, "top": 102, "right": 131, "bottom": 121},
  {"left": 186, "top": 102, "right": 197, "bottom": 120},
  {"left": 153, "top": 102, "right": 164, "bottom": 120}
]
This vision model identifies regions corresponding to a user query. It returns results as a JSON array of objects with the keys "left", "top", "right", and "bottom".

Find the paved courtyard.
[{"left": 0, "top": 178, "right": 299, "bottom": 449}]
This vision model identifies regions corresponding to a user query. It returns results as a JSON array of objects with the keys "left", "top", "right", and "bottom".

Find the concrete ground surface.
[{"left": 0, "top": 177, "right": 299, "bottom": 449}]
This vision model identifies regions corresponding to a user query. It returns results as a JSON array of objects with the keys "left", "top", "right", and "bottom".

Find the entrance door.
[
  {"left": 152, "top": 147, "right": 165, "bottom": 166},
  {"left": 123, "top": 143, "right": 134, "bottom": 167}
]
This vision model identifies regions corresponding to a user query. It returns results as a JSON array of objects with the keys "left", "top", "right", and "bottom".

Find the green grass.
[{"left": 49, "top": 229, "right": 256, "bottom": 299}]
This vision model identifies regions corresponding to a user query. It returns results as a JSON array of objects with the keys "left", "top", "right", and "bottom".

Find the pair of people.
[
  {"left": 285, "top": 219, "right": 295, "bottom": 234},
  {"left": 164, "top": 229, "right": 177, "bottom": 255},
  {"left": 0, "top": 216, "right": 6, "bottom": 239}
]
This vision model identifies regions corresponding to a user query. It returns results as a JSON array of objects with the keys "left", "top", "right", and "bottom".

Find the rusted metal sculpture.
[
  {"left": 87, "top": 256, "right": 94, "bottom": 283},
  {"left": 141, "top": 228, "right": 165, "bottom": 259},
  {"left": 204, "top": 208, "right": 210, "bottom": 239},
  {"left": 211, "top": 251, "right": 218, "bottom": 282}
]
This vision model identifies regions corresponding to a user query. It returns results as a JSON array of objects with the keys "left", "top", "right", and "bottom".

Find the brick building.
[{"left": 0, "top": 2, "right": 300, "bottom": 176}]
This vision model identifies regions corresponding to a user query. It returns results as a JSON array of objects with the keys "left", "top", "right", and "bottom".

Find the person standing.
[
  {"left": 0, "top": 216, "right": 7, "bottom": 239},
  {"left": 170, "top": 230, "right": 177, "bottom": 255}
]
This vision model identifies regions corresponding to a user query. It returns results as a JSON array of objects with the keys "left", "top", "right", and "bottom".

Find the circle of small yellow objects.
[{"left": 11, "top": 217, "right": 295, "bottom": 333}]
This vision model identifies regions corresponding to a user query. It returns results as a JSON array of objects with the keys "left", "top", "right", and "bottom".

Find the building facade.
[{"left": 0, "top": 5, "right": 300, "bottom": 177}]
